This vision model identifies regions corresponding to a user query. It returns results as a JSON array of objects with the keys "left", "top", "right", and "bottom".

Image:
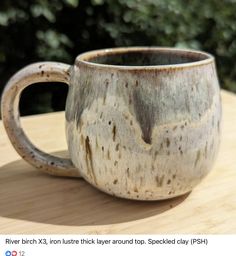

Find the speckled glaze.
[
  {"left": 1, "top": 62, "right": 79, "bottom": 177},
  {"left": 1, "top": 47, "right": 222, "bottom": 200}
]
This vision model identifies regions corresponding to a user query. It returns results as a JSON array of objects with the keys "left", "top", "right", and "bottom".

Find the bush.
[{"left": 0, "top": 0, "right": 236, "bottom": 115}]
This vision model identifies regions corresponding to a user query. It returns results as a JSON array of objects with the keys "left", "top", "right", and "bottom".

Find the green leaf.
[
  {"left": 63, "top": 0, "right": 79, "bottom": 7},
  {"left": 30, "top": 4, "right": 56, "bottom": 22},
  {"left": 91, "top": 0, "right": 104, "bottom": 6}
]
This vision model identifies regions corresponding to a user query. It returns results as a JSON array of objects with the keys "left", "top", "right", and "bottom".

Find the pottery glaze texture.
[{"left": 65, "top": 51, "right": 221, "bottom": 200}]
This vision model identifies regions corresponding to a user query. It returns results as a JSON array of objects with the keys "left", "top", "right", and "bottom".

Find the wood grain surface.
[{"left": 0, "top": 90, "right": 235, "bottom": 234}]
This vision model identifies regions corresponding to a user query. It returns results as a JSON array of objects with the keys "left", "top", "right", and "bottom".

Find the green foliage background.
[{"left": 0, "top": 0, "right": 236, "bottom": 115}]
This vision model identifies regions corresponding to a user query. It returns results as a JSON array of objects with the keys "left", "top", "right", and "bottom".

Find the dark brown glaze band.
[{"left": 75, "top": 47, "right": 214, "bottom": 70}]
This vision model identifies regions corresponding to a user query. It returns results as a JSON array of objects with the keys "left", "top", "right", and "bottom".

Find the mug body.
[{"left": 65, "top": 47, "right": 221, "bottom": 200}]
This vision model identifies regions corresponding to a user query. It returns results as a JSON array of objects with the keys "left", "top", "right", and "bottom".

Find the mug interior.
[{"left": 78, "top": 48, "right": 212, "bottom": 67}]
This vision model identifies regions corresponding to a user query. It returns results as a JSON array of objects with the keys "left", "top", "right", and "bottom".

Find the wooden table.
[{"left": 0, "top": 90, "right": 236, "bottom": 234}]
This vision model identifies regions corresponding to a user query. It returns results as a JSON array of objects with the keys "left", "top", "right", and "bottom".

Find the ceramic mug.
[{"left": 1, "top": 47, "right": 222, "bottom": 200}]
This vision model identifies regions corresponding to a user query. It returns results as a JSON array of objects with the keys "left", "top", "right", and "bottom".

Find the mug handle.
[{"left": 1, "top": 62, "right": 80, "bottom": 178}]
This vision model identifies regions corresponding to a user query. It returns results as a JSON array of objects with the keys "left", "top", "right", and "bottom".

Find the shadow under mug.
[{"left": 1, "top": 47, "right": 222, "bottom": 201}]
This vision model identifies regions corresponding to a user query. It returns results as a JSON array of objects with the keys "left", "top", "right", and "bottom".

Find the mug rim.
[{"left": 75, "top": 47, "right": 214, "bottom": 70}]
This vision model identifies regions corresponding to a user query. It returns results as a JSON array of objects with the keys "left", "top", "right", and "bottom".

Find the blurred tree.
[{"left": 0, "top": 0, "right": 236, "bottom": 116}]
